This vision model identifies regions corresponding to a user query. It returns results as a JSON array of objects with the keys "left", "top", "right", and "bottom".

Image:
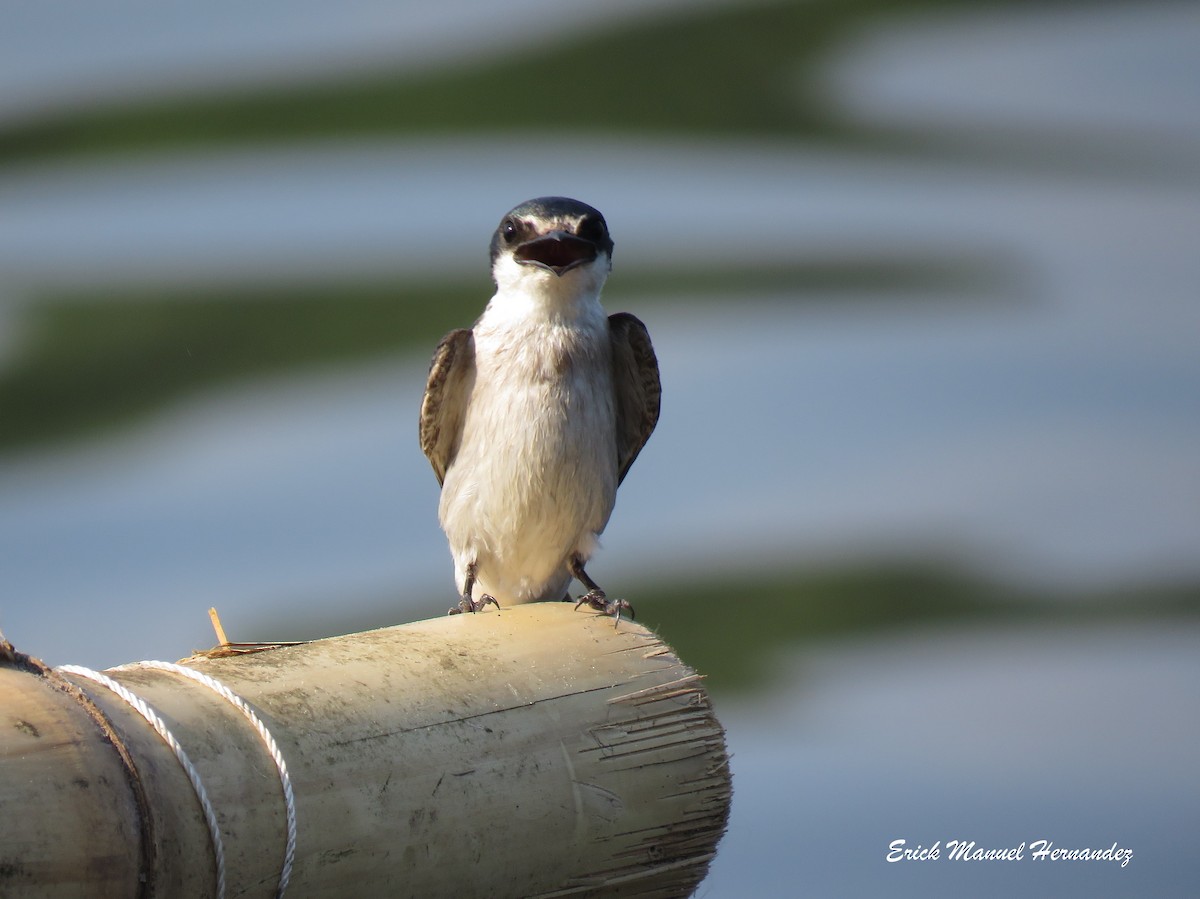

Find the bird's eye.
[
  {"left": 577, "top": 215, "right": 606, "bottom": 243},
  {"left": 502, "top": 218, "right": 520, "bottom": 243}
]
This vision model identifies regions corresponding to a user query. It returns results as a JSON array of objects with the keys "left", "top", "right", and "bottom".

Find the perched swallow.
[{"left": 420, "top": 197, "right": 660, "bottom": 621}]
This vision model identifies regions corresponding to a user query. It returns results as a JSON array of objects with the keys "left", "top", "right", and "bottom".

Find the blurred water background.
[{"left": 1, "top": 1, "right": 1198, "bottom": 896}]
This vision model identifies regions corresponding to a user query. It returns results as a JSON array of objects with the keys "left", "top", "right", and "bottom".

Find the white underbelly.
[{"left": 439, "top": 352, "right": 617, "bottom": 601}]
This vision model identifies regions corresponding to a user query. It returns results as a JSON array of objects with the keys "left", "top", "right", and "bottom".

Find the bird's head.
[{"left": 489, "top": 197, "right": 614, "bottom": 301}]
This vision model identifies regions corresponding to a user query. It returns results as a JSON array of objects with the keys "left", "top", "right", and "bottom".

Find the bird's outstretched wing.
[
  {"left": 609, "top": 312, "right": 661, "bottom": 484},
  {"left": 419, "top": 328, "right": 475, "bottom": 486}
]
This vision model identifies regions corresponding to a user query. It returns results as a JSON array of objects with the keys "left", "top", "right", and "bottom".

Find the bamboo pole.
[{"left": 0, "top": 604, "right": 731, "bottom": 898}]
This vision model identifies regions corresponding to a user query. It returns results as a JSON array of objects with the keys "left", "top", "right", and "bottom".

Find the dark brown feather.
[
  {"left": 419, "top": 328, "right": 475, "bottom": 486},
  {"left": 609, "top": 312, "right": 661, "bottom": 484}
]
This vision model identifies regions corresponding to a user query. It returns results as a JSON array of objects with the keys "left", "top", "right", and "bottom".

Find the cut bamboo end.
[{"left": 1, "top": 603, "right": 731, "bottom": 898}]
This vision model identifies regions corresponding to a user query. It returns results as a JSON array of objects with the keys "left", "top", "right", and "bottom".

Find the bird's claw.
[
  {"left": 573, "top": 590, "right": 635, "bottom": 627},
  {"left": 449, "top": 593, "right": 500, "bottom": 615}
]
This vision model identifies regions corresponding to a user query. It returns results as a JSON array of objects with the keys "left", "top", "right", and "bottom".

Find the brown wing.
[
  {"left": 419, "top": 328, "right": 475, "bottom": 486},
  {"left": 609, "top": 312, "right": 661, "bottom": 484}
]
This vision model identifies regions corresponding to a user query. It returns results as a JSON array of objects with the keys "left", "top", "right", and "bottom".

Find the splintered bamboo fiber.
[{"left": 1, "top": 603, "right": 731, "bottom": 898}]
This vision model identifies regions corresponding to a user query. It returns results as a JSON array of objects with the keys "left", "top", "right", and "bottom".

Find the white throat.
[{"left": 486, "top": 254, "right": 609, "bottom": 326}]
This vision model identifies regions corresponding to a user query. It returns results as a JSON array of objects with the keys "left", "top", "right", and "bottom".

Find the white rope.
[
  {"left": 115, "top": 660, "right": 297, "bottom": 899},
  {"left": 57, "top": 664, "right": 227, "bottom": 899}
]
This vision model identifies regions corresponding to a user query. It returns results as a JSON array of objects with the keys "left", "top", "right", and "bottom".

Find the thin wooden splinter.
[{"left": 208, "top": 607, "right": 230, "bottom": 647}]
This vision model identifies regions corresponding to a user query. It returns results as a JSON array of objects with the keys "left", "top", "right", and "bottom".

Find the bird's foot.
[
  {"left": 448, "top": 593, "right": 501, "bottom": 615},
  {"left": 573, "top": 590, "right": 635, "bottom": 627}
]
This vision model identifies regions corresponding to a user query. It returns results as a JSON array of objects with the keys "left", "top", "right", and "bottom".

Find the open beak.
[{"left": 514, "top": 230, "right": 598, "bottom": 276}]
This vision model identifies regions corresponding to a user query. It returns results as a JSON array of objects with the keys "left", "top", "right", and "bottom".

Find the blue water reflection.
[
  {"left": 1, "top": 3, "right": 1198, "bottom": 897},
  {"left": 703, "top": 623, "right": 1200, "bottom": 897}
]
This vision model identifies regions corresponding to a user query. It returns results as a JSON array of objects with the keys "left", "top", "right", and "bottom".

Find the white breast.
[{"left": 438, "top": 298, "right": 618, "bottom": 604}]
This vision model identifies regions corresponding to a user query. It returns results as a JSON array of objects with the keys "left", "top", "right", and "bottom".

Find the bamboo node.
[{"left": 58, "top": 664, "right": 228, "bottom": 899}]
